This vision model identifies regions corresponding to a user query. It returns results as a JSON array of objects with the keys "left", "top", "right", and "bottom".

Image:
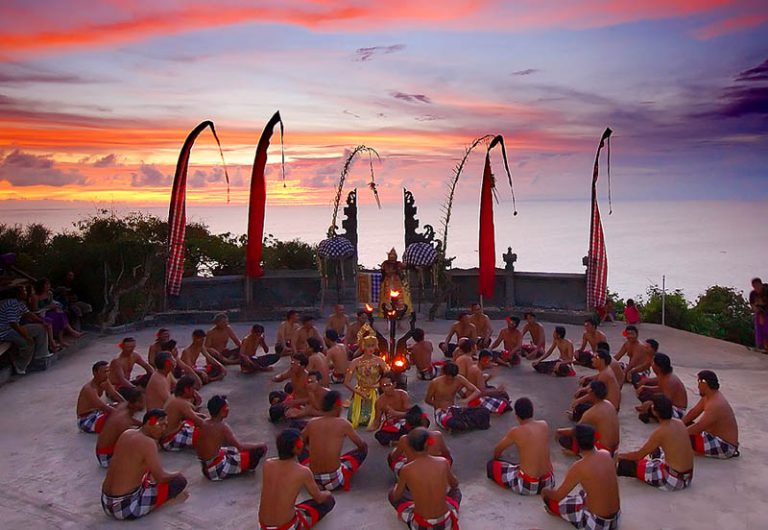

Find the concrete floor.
[{"left": 1, "top": 319, "right": 766, "bottom": 530}]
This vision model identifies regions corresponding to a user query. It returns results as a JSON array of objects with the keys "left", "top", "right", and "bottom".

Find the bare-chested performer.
[
  {"left": 635, "top": 353, "right": 688, "bottom": 422},
  {"left": 77, "top": 360, "right": 124, "bottom": 433},
  {"left": 96, "top": 387, "right": 145, "bottom": 467},
  {"left": 145, "top": 351, "right": 177, "bottom": 411},
  {"left": 389, "top": 428, "right": 462, "bottom": 530},
  {"left": 196, "top": 395, "right": 268, "bottom": 481},
  {"left": 258, "top": 428, "right": 336, "bottom": 530},
  {"left": 276, "top": 310, "right": 300, "bottom": 356},
  {"left": 147, "top": 328, "right": 179, "bottom": 367},
  {"left": 283, "top": 371, "right": 331, "bottom": 424},
  {"left": 684, "top": 370, "right": 740, "bottom": 459},
  {"left": 371, "top": 373, "right": 413, "bottom": 445},
  {"left": 559, "top": 381, "right": 620, "bottom": 456},
  {"left": 570, "top": 350, "right": 620, "bottom": 420},
  {"left": 325, "top": 304, "right": 349, "bottom": 349},
  {"left": 109, "top": 337, "right": 154, "bottom": 389},
  {"left": 613, "top": 325, "right": 653, "bottom": 384},
  {"left": 409, "top": 328, "right": 439, "bottom": 380},
  {"left": 451, "top": 338, "right": 476, "bottom": 379},
  {"left": 579, "top": 341, "right": 625, "bottom": 390},
  {"left": 469, "top": 302, "right": 493, "bottom": 348},
  {"left": 101, "top": 409, "right": 188, "bottom": 521},
  {"left": 520, "top": 312, "right": 546, "bottom": 359},
  {"left": 239, "top": 323, "right": 280, "bottom": 373},
  {"left": 270, "top": 353, "right": 311, "bottom": 422},
  {"left": 542, "top": 424, "right": 620, "bottom": 530},
  {"left": 387, "top": 406, "right": 452, "bottom": 478},
  {"left": 180, "top": 329, "right": 226, "bottom": 383},
  {"left": 300, "top": 390, "right": 368, "bottom": 491},
  {"left": 325, "top": 330, "right": 349, "bottom": 384},
  {"left": 533, "top": 326, "right": 576, "bottom": 377},
  {"left": 617, "top": 395, "right": 694, "bottom": 491},
  {"left": 466, "top": 350, "right": 511, "bottom": 414},
  {"left": 487, "top": 397, "right": 555, "bottom": 495},
  {"left": 575, "top": 319, "right": 608, "bottom": 366},
  {"left": 344, "top": 310, "right": 369, "bottom": 355},
  {"left": 205, "top": 313, "right": 242, "bottom": 365},
  {"left": 490, "top": 316, "right": 523, "bottom": 365},
  {"left": 160, "top": 375, "right": 206, "bottom": 451},
  {"left": 306, "top": 337, "right": 330, "bottom": 385},
  {"left": 439, "top": 312, "right": 477, "bottom": 358},
  {"left": 425, "top": 362, "right": 488, "bottom": 433},
  {"left": 294, "top": 315, "right": 322, "bottom": 355}
]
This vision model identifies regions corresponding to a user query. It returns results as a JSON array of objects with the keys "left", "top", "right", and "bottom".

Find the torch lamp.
[{"left": 381, "top": 290, "right": 410, "bottom": 376}]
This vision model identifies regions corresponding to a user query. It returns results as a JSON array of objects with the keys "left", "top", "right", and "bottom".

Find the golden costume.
[
  {"left": 379, "top": 248, "right": 412, "bottom": 316},
  {"left": 347, "top": 334, "right": 384, "bottom": 428}
]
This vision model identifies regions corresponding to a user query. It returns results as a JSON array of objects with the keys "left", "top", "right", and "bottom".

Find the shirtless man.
[
  {"left": 635, "top": 353, "right": 688, "bottom": 422},
  {"left": 533, "top": 326, "right": 576, "bottom": 377},
  {"left": 520, "top": 312, "right": 546, "bottom": 359},
  {"left": 77, "top": 360, "right": 124, "bottom": 433},
  {"left": 276, "top": 310, "right": 300, "bottom": 356},
  {"left": 451, "top": 338, "right": 475, "bottom": 379},
  {"left": 387, "top": 405, "right": 452, "bottom": 477},
  {"left": 240, "top": 323, "right": 280, "bottom": 373},
  {"left": 205, "top": 313, "right": 242, "bottom": 365},
  {"left": 294, "top": 316, "right": 322, "bottom": 355},
  {"left": 579, "top": 341, "right": 625, "bottom": 389},
  {"left": 258, "top": 428, "right": 336, "bottom": 530},
  {"left": 575, "top": 319, "right": 607, "bottom": 366},
  {"left": 389, "top": 428, "right": 462, "bottom": 529},
  {"left": 371, "top": 373, "right": 413, "bottom": 445},
  {"left": 160, "top": 375, "right": 206, "bottom": 451},
  {"left": 344, "top": 310, "right": 369, "bottom": 354},
  {"left": 196, "top": 395, "right": 268, "bottom": 481},
  {"left": 269, "top": 353, "right": 311, "bottom": 422},
  {"left": 325, "top": 330, "right": 349, "bottom": 384},
  {"left": 325, "top": 304, "right": 349, "bottom": 349},
  {"left": 101, "top": 409, "right": 188, "bottom": 521},
  {"left": 613, "top": 325, "right": 652, "bottom": 383},
  {"left": 181, "top": 329, "right": 226, "bottom": 383},
  {"left": 301, "top": 390, "right": 368, "bottom": 491},
  {"left": 617, "top": 395, "right": 694, "bottom": 491},
  {"left": 409, "top": 328, "right": 437, "bottom": 380},
  {"left": 488, "top": 397, "right": 555, "bottom": 495},
  {"left": 684, "top": 370, "right": 740, "bottom": 459},
  {"left": 542, "top": 424, "right": 620, "bottom": 530},
  {"left": 490, "top": 316, "right": 523, "bottom": 365},
  {"left": 109, "top": 337, "right": 153, "bottom": 389},
  {"left": 469, "top": 302, "right": 493, "bottom": 348},
  {"left": 147, "top": 328, "right": 178, "bottom": 367},
  {"left": 560, "top": 381, "right": 620, "bottom": 456},
  {"left": 306, "top": 337, "right": 330, "bottom": 385},
  {"left": 439, "top": 312, "right": 477, "bottom": 358},
  {"left": 466, "top": 350, "right": 511, "bottom": 414},
  {"left": 284, "top": 371, "right": 331, "bottom": 422},
  {"left": 145, "top": 351, "right": 175, "bottom": 411},
  {"left": 96, "top": 387, "right": 145, "bottom": 467},
  {"left": 425, "top": 362, "right": 486, "bottom": 433},
  {"left": 570, "top": 350, "right": 620, "bottom": 420}
]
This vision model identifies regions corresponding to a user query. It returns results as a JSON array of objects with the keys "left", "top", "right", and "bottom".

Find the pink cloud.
[{"left": 692, "top": 12, "right": 768, "bottom": 39}]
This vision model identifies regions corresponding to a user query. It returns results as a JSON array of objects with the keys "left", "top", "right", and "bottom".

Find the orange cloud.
[{"left": 692, "top": 12, "right": 768, "bottom": 39}]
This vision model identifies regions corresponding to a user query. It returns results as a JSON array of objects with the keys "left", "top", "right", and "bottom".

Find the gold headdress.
[
  {"left": 357, "top": 323, "right": 378, "bottom": 348},
  {"left": 387, "top": 247, "right": 398, "bottom": 260}
]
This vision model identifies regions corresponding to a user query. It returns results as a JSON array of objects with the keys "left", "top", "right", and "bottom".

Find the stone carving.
[{"left": 404, "top": 188, "right": 435, "bottom": 247}]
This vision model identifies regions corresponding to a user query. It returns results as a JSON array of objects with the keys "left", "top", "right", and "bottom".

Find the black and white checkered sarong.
[
  {"left": 200, "top": 446, "right": 249, "bottom": 481},
  {"left": 544, "top": 489, "right": 619, "bottom": 529},
  {"left": 636, "top": 456, "right": 692, "bottom": 491},
  {"left": 691, "top": 431, "right": 739, "bottom": 459},
  {"left": 77, "top": 410, "right": 107, "bottom": 433},
  {"left": 161, "top": 420, "right": 198, "bottom": 451},
  {"left": 101, "top": 474, "right": 181, "bottom": 520},
  {"left": 487, "top": 460, "right": 555, "bottom": 495}
]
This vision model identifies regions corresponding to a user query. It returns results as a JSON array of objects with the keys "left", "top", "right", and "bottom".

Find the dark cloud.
[
  {"left": 189, "top": 167, "right": 225, "bottom": 188},
  {"left": 92, "top": 153, "right": 120, "bottom": 167},
  {"left": 343, "top": 109, "right": 361, "bottom": 118},
  {"left": 0, "top": 63, "right": 93, "bottom": 85},
  {"left": 511, "top": 69, "right": 539, "bottom": 76},
  {"left": 391, "top": 92, "right": 431, "bottom": 104},
  {"left": 717, "top": 85, "right": 768, "bottom": 117},
  {"left": 735, "top": 58, "right": 768, "bottom": 82},
  {"left": 130, "top": 163, "right": 169, "bottom": 187},
  {"left": 0, "top": 150, "right": 87, "bottom": 186},
  {"left": 414, "top": 114, "right": 443, "bottom": 121},
  {"left": 355, "top": 44, "right": 405, "bottom": 62}
]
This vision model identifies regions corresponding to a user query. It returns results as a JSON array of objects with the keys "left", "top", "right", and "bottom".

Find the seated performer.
[
  {"left": 575, "top": 319, "right": 607, "bottom": 366},
  {"left": 490, "top": 316, "right": 523, "bottom": 365},
  {"left": 425, "top": 362, "right": 489, "bottom": 433},
  {"left": 147, "top": 328, "right": 178, "bottom": 367},
  {"left": 325, "top": 304, "right": 349, "bottom": 349},
  {"left": 270, "top": 353, "right": 311, "bottom": 422},
  {"left": 283, "top": 371, "right": 331, "bottom": 423},
  {"left": 301, "top": 390, "right": 368, "bottom": 491},
  {"left": 109, "top": 337, "right": 154, "bottom": 389},
  {"left": 617, "top": 395, "right": 694, "bottom": 491},
  {"left": 77, "top": 360, "right": 124, "bottom": 433},
  {"left": 614, "top": 325, "right": 653, "bottom": 383},
  {"left": 239, "top": 323, "right": 280, "bottom": 373},
  {"left": 160, "top": 376, "right": 206, "bottom": 451},
  {"left": 306, "top": 337, "right": 330, "bottom": 385},
  {"left": 469, "top": 302, "right": 493, "bottom": 348},
  {"left": 409, "top": 328, "right": 438, "bottom": 380},
  {"left": 389, "top": 428, "right": 461, "bottom": 530},
  {"left": 325, "top": 330, "right": 349, "bottom": 384},
  {"left": 533, "top": 326, "right": 576, "bottom": 377},
  {"left": 258, "top": 428, "right": 336, "bottom": 530},
  {"left": 181, "top": 329, "right": 226, "bottom": 383},
  {"left": 371, "top": 373, "right": 413, "bottom": 444},
  {"left": 559, "top": 381, "right": 620, "bottom": 456},
  {"left": 205, "top": 313, "right": 242, "bottom": 365},
  {"left": 439, "top": 312, "right": 477, "bottom": 358},
  {"left": 635, "top": 352, "right": 688, "bottom": 422},
  {"left": 101, "top": 409, "right": 188, "bottom": 521},
  {"left": 145, "top": 351, "right": 193, "bottom": 411},
  {"left": 466, "top": 350, "right": 511, "bottom": 414},
  {"left": 276, "top": 309, "right": 300, "bottom": 356},
  {"left": 196, "top": 395, "right": 268, "bottom": 481},
  {"left": 96, "top": 387, "right": 145, "bottom": 467},
  {"left": 487, "top": 397, "right": 555, "bottom": 495},
  {"left": 520, "top": 312, "right": 546, "bottom": 359},
  {"left": 570, "top": 349, "right": 620, "bottom": 420},
  {"left": 387, "top": 406, "right": 452, "bottom": 478},
  {"left": 344, "top": 334, "right": 388, "bottom": 428},
  {"left": 294, "top": 316, "right": 322, "bottom": 355},
  {"left": 451, "top": 338, "right": 476, "bottom": 379},
  {"left": 542, "top": 424, "right": 620, "bottom": 530},
  {"left": 684, "top": 370, "right": 740, "bottom": 459},
  {"left": 344, "top": 310, "right": 369, "bottom": 355}
]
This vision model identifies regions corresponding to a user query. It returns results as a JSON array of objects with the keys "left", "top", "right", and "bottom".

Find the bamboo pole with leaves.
[{"left": 328, "top": 145, "right": 381, "bottom": 237}]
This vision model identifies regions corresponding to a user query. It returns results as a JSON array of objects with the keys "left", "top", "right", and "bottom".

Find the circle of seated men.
[{"left": 75, "top": 309, "right": 740, "bottom": 529}]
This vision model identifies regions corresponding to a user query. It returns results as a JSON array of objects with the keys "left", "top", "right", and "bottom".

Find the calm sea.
[{"left": 1, "top": 200, "right": 766, "bottom": 301}]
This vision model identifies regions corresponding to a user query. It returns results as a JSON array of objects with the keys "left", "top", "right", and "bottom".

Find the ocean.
[{"left": 1, "top": 199, "right": 765, "bottom": 301}]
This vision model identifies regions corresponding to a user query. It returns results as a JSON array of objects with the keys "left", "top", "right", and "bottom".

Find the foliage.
[
  {"left": 637, "top": 285, "right": 693, "bottom": 330},
  {"left": 261, "top": 234, "right": 317, "bottom": 270}
]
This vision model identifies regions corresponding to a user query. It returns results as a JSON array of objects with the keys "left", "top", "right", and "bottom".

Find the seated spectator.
[
  {"left": 56, "top": 271, "right": 93, "bottom": 331},
  {"left": 0, "top": 286, "right": 50, "bottom": 374},
  {"left": 30, "top": 278, "right": 82, "bottom": 349}
]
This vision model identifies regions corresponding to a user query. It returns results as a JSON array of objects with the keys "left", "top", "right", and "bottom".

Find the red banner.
[
  {"left": 479, "top": 151, "right": 495, "bottom": 299},
  {"left": 586, "top": 127, "right": 613, "bottom": 309}
]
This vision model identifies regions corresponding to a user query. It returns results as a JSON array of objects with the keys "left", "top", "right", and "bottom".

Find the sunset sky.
[{"left": 0, "top": 0, "right": 766, "bottom": 207}]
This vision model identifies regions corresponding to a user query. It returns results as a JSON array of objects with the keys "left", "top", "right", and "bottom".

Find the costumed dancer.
[{"left": 344, "top": 325, "right": 388, "bottom": 428}]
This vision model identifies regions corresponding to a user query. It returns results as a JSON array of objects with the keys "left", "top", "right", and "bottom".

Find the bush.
[
  {"left": 637, "top": 285, "right": 693, "bottom": 330},
  {"left": 692, "top": 286, "right": 753, "bottom": 345},
  {"left": 261, "top": 234, "right": 317, "bottom": 270}
]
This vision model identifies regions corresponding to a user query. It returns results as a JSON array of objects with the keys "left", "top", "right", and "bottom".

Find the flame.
[
  {"left": 380, "top": 355, "right": 388, "bottom": 361},
  {"left": 394, "top": 359, "right": 405, "bottom": 367},
  {"left": 390, "top": 290, "right": 400, "bottom": 298},
  {"left": 364, "top": 303, "right": 374, "bottom": 313}
]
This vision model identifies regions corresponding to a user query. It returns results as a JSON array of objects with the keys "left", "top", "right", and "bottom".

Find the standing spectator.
[
  {"left": 623, "top": 299, "right": 641, "bottom": 326},
  {"left": 749, "top": 278, "right": 768, "bottom": 353},
  {"left": 0, "top": 286, "right": 51, "bottom": 374}
]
